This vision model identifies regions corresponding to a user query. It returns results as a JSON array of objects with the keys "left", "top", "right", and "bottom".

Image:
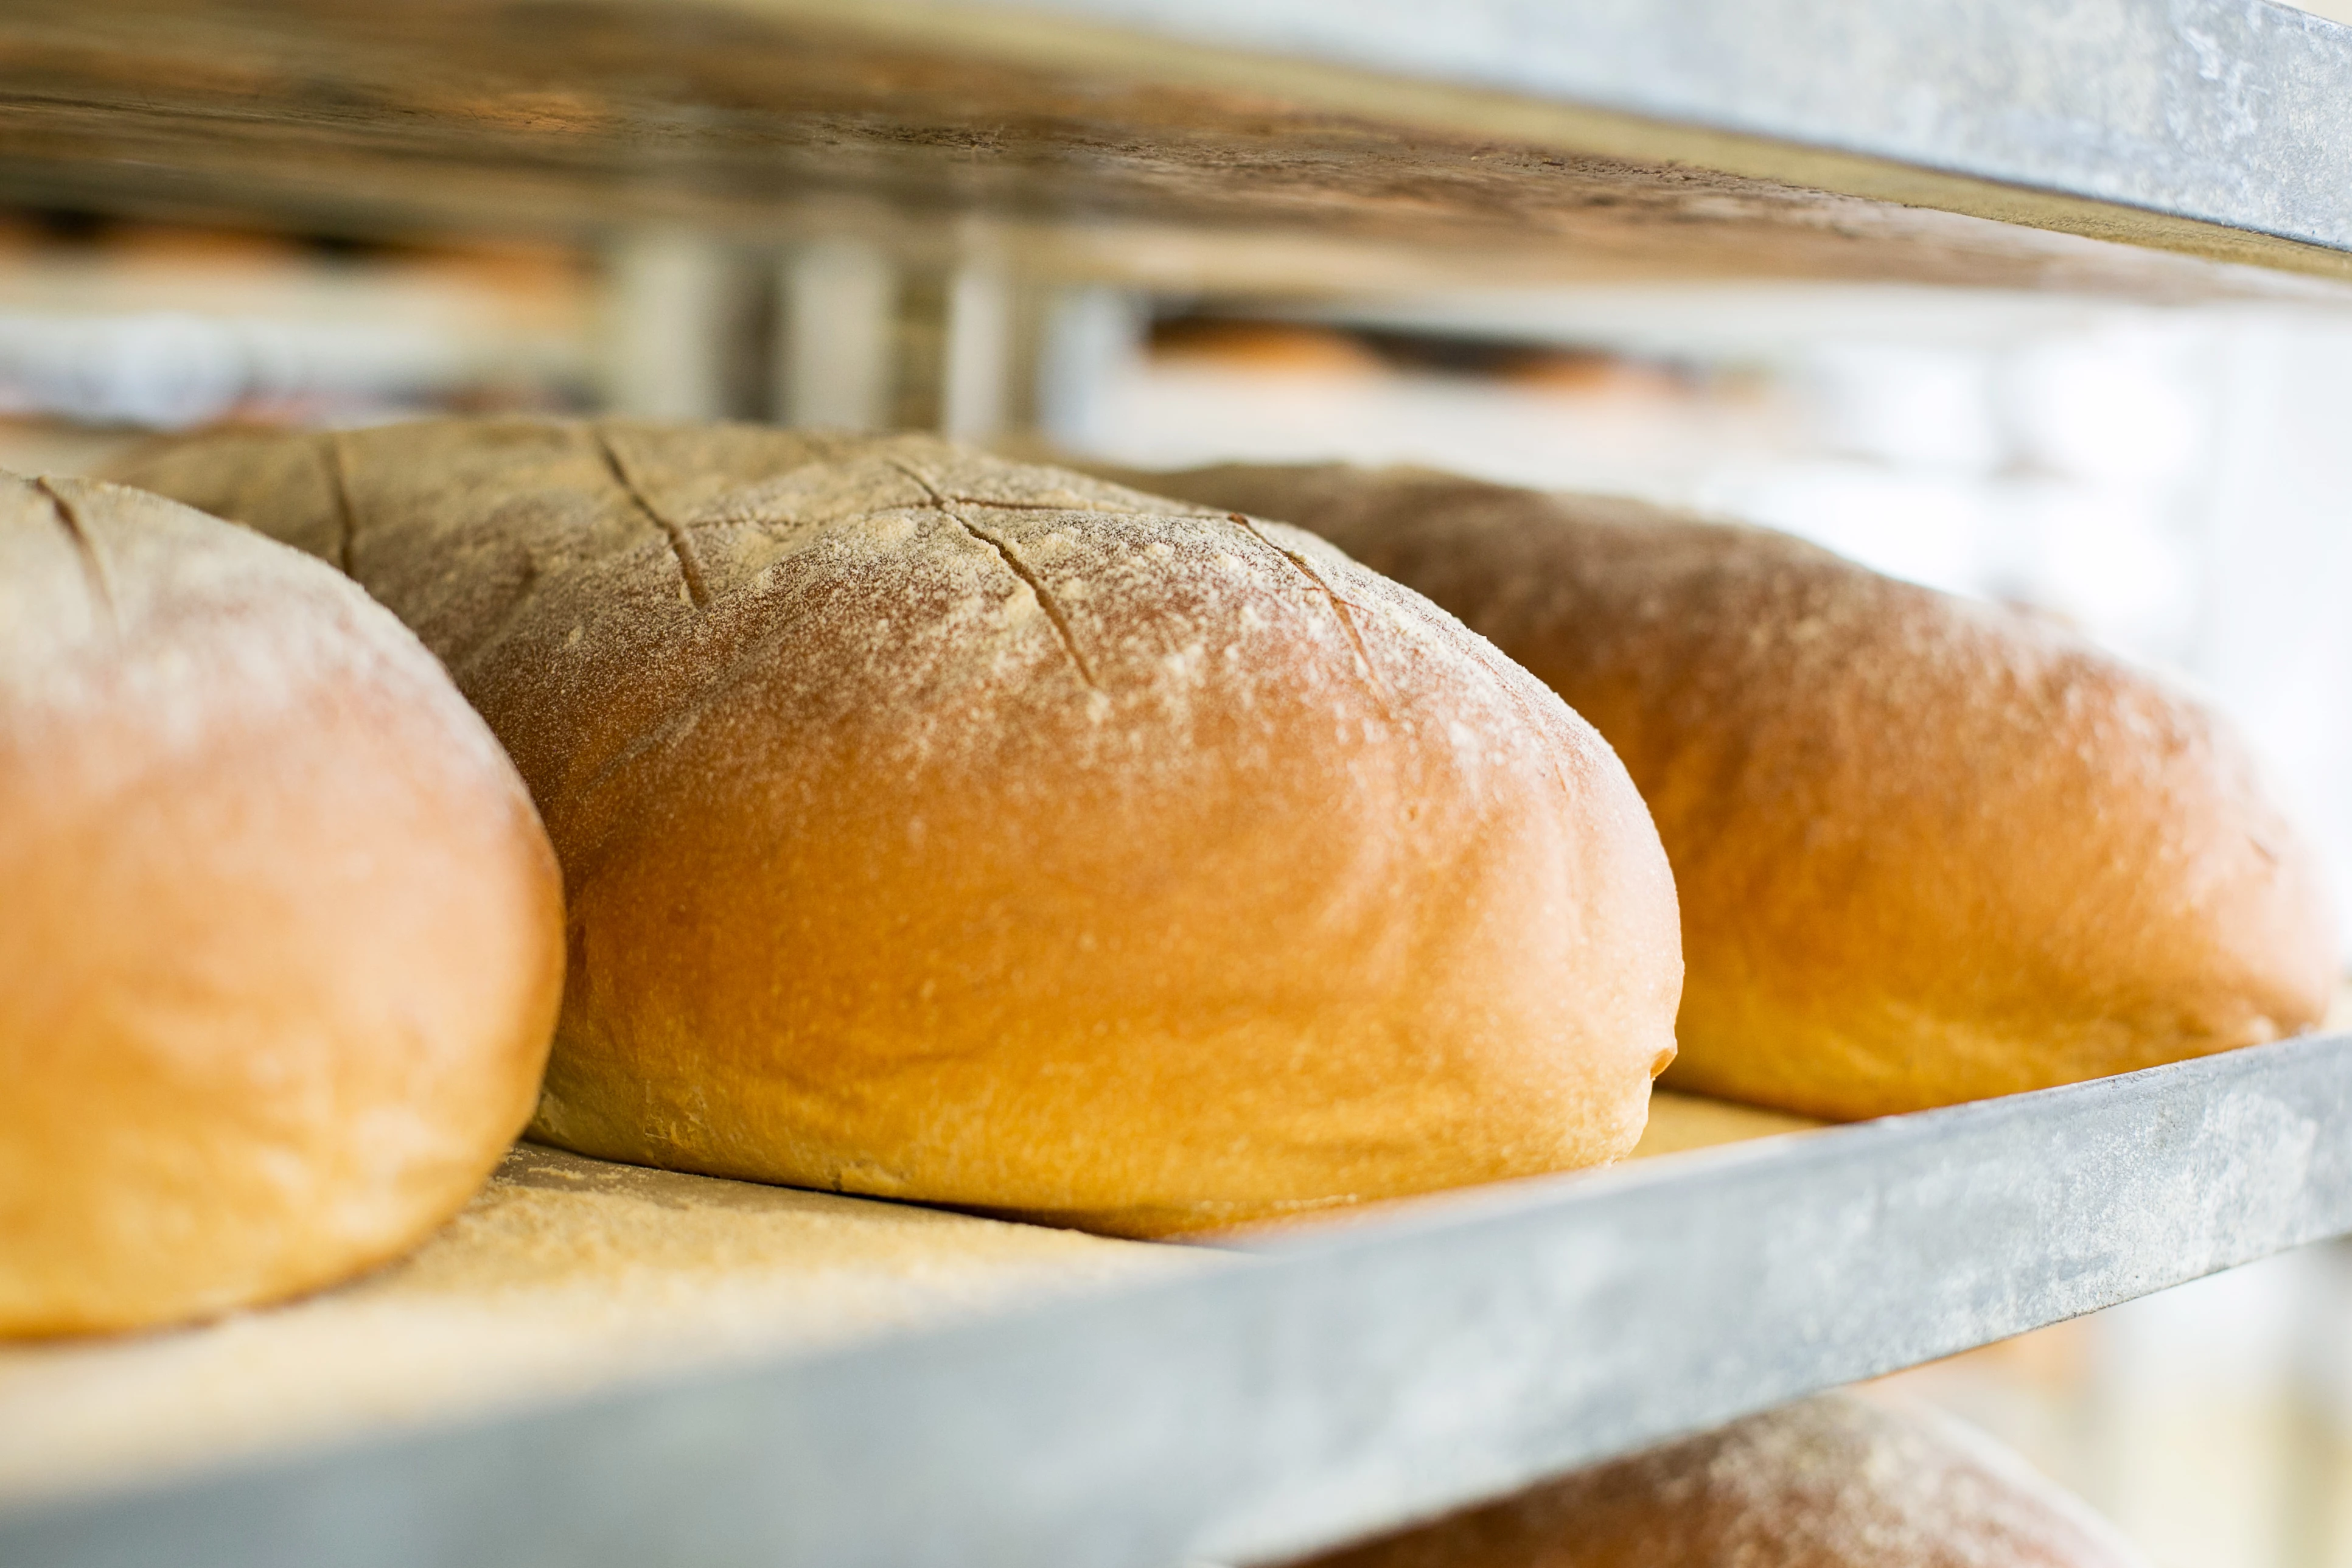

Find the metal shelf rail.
[
  {"left": 977, "top": 0, "right": 2352, "bottom": 275},
  {"left": 4, "top": 0, "right": 2352, "bottom": 298},
  {"left": 8, "top": 1036, "right": 2352, "bottom": 1568}
]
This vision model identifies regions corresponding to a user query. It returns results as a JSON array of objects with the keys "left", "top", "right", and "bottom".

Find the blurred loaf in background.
[
  {"left": 0, "top": 473, "right": 564, "bottom": 1337},
  {"left": 1291, "top": 1393, "right": 2148, "bottom": 1568},
  {"left": 1103, "top": 464, "right": 2336, "bottom": 1120},
  {"left": 108, "top": 420, "right": 1683, "bottom": 1237}
]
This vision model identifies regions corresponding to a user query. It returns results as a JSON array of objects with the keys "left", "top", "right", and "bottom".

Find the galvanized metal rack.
[{"left": 5, "top": 2, "right": 2352, "bottom": 1563}]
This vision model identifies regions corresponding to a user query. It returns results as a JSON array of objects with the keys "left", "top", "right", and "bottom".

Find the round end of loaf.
[
  {"left": 0, "top": 475, "right": 564, "bottom": 1336},
  {"left": 1111, "top": 465, "right": 2337, "bottom": 1121},
  {"left": 1590, "top": 522, "right": 2339, "bottom": 1119},
  {"left": 1297, "top": 1393, "right": 2148, "bottom": 1568}
]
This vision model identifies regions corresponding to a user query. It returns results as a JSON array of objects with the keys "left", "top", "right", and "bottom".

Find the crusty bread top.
[
  {"left": 1, "top": 470, "right": 509, "bottom": 782},
  {"left": 106, "top": 425, "right": 1635, "bottom": 890}
]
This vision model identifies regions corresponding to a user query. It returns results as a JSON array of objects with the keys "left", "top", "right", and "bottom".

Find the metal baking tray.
[{"left": 9, "top": 1031, "right": 2349, "bottom": 1568}]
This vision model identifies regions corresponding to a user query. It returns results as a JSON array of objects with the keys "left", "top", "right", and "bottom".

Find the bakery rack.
[{"left": 5, "top": 3, "right": 2352, "bottom": 1564}]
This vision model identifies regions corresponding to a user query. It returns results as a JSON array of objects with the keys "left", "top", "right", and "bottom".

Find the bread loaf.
[
  {"left": 1097, "top": 464, "right": 2335, "bottom": 1120},
  {"left": 1294, "top": 1394, "right": 2147, "bottom": 1567},
  {"left": 1, "top": 474, "right": 563, "bottom": 1336},
  {"left": 106, "top": 422, "right": 1681, "bottom": 1236}
]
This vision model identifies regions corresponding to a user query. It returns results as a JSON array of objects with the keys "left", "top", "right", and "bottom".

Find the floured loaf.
[
  {"left": 1103, "top": 463, "right": 2335, "bottom": 1121},
  {"left": 0, "top": 473, "right": 562, "bottom": 1336},
  {"left": 110, "top": 423, "right": 1682, "bottom": 1236}
]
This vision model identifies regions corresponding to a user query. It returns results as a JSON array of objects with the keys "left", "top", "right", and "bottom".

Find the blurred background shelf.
[{"left": 4, "top": 0, "right": 2352, "bottom": 302}]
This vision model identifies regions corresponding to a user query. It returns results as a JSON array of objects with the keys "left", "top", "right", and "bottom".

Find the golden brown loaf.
[
  {"left": 1296, "top": 1394, "right": 2148, "bottom": 1568},
  {"left": 106, "top": 422, "right": 1681, "bottom": 1237},
  {"left": 0, "top": 474, "right": 564, "bottom": 1337},
  {"left": 1101, "top": 464, "right": 2336, "bottom": 1121}
]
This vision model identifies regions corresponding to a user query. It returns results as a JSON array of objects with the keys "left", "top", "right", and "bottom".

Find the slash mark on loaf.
[
  {"left": 320, "top": 432, "right": 359, "bottom": 577},
  {"left": 595, "top": 426, "right": 712, "bottom": 610},
  {"left": 1227, "top": 512, "right": 1392, "bottom": 719},
  {"left": 940, "top": 493, "right": 1159, "bottom": 517},
  {"left": 37, "top": 477, "right": 116, "bottom": 630},
  {"left": 885, "top": 457, "right": 1100, "bottom": 691}
]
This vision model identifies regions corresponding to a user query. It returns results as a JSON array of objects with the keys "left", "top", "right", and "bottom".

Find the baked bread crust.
[
  {"left": 1103, "top": 465, "right": 2335, "bottom": 1120},
  {"left": 0, "top": 475, "right": 563, "bottom": 1336},
  {"left": 108, "top": 423, "right": 1681, "bottom": 1236}
]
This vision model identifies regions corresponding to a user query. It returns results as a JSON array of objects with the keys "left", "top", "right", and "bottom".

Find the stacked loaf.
[
  {"left": 106, "top": 422, "right": 1683, "bottom": 1237},
  {"left": 1103, "top": 464, "right": 2335, "bottom": 1120}
]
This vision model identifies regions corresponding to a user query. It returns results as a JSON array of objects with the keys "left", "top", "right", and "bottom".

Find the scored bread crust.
[
  {"left": 1293, "top": 1394, "right": 2149, "bottom": 1568},
  {"left": 106, "top": 422, "right": 1681, "bottom": 1236},
  {"left": 1097, "top": 464, "right": 2336, "bottom": 1121},
  {"left": 0, "top": 475, "right": 564, "bottom": 1336}
]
